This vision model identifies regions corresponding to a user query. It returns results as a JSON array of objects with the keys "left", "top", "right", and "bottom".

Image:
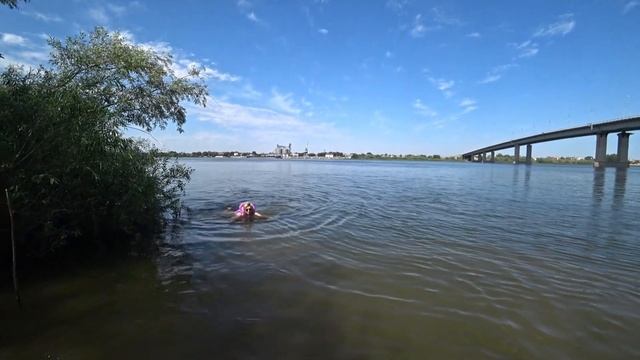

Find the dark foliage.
[{"left": 0, "top": 28, "right": 206, "bottom": 267}]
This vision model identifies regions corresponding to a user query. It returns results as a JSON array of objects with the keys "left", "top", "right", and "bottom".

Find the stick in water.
[{"left": 5, "top": 189, "right": 21, "bottom": 308}]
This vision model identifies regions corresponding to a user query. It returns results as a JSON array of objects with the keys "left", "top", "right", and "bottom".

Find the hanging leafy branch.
[{"left": 0, "top": 27, "right": 207, "bottom": 264}]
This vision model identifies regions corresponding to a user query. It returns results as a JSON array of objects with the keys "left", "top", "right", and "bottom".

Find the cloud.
[
  {"left": 459, "top": 98, "right": 478, "bottom": 113},
  {"left": 247, "top": 11, "right": 260, "bottom": 22},
  {"left": 138, "top": 40, "right": 173, "bottom": 54},
  {"left": 466, "top": 32, "right": 481, "bottom": 38},
  {"left": 623, "top": 1, "right": 639, "bottom": 14},
  {"left": 236, "top": 0, "right": 265, "bottom": 25},
  {"left": 0, "top": 53, "right": 38, "bottom": 69},
  {"left": 156, "top": 92, "right": 345, "bottom": 153},
  {"left": 184, "top": 96, "right": 342, "bottom": 149},
  {"left": 237, "top": 0, "right": 252, "bottom": 9},
  {"left": 432, "top": 7, "right": 462, "bottom": 26},
  {"left": 479, "top": 64, "right": 516, "bottom": 84},
  {"left": 173, "top": 59, "right": 241, "bottom": 82},
  {"left": 480, "top": 74, "right": 501, "bottom": 84},
  {"left": 1, "top": 33, "right": 27, "bottom": 46},
  {"left": 131, "top": 36, "right": 240, "bottom": 82},
  {"left": 21, "top": 11, "right": 63, "bottom": 22},
  {"left": 88, "top": 7, "right": 110, "bottom": 23},
  {"left": 192, "top": 97, "right": 299, "bottom": 128},
  {"left": 386, "top": 0, "right": 409, "bottom": 13},
  {"left": 106, "top": 3, "right": 128, "bottom": 16},
  {"left": 88, "top": 2, "right": 139, "bottom": 24},
  {"left": 0, "top": 33, "right": 51, "bottom": 69},
  {"left": 413, "top": 99, "right": 437, "bottom": 117},
  {"left": 16, "top": 50, "right": 49, "bottom": 62},
  {"left": 318, "top": 28, "right": 329, "bottom": 35},
  {"left": 237, "top": 83, "right": 262, "bottom": 100},
  {"left": 385, "top": 50, "right": 394, "bottom": 58},
  {"left": 514, "top": 40, "right": 539, "bottom": 58},
  {"left": 269, "top": 90, "right": 302, "bottom": 115},
  {"left": 429, "top": 77, "right": 455, "bottom": 97},
  {"left": 534, "top": 14, "right": 576, "bottom": 37},
  {"left": 410, "top": 14, "right": 430, "bottom": 38},
  {"left": 459, "top": 98, "right": 476, "bottom": 108}
]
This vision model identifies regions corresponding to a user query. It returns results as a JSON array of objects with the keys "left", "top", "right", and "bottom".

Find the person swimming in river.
[{"left": 231, "top": 202, "right": 267, "bottom": 222}]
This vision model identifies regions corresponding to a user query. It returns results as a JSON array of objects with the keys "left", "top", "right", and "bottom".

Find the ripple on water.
[{"left": 104, "top": 161, "right": 640, "bottom": 358}]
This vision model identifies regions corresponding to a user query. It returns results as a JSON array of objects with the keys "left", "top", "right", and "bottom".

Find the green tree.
[
  {"left": 0, "top": 0, "right": 27, "bottom": 8},
  {"left": 1, "top": 27, "right": 208, "bottom": 263}
]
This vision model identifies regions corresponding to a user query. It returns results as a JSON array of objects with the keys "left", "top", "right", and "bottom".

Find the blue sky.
[{"left": 1, "top": 0, "right": 639, "bottom": 157}]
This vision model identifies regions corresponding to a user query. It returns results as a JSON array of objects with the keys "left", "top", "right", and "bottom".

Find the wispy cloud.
[
  {"left": 88, "top": 2, "right": 140, "bottom": 24},
  {"left": 269, "top": 90, "right": 302, "bottom": 115},
  {"left": 237, "top": 83, "right": 262, "bottom": 100},
  {"left": 479, "top": 64, "right": 516, "bottom": 84},
  {"left": 247, "top": 11, "right": 260, "bottom": 22},
  {"left": 432, "top": 7, "right": 462, "bottom": 26},
  {"left": 514, "top": 40, "right": 539, "bottom": 58},
  {"left": 466, "top": 32, "right": 481, "bottom": 38},
  {"left": 534, "top": 14, "right": 576, "bottom": 37},
  {"left": 129, "top": 35, "right": 240, "bottom": 82},
  {"left": 237, "top": 0, "right": 252, "bottom": 9},
  {"left": 185, "top": 96, "right": 341, "bottom": 147},
  {"left": 429, "top": 77, "right": 455, "bottom": 97},
  {"left": 174, "top": 59, "right": 240, "bottom": 82},
  {"left": 413, "top": 99, "right": 437, "bottom": 117},
  {"left": 16, "top": 50, "right": 49, "bottom": 62},
  {"left": 106, "top": 3, "right": 128, "bottom": 16},
  {"left": 385, "top": 50, "right": 394, "bottom": 58},
  {"left": 623, "top": 1, "right": 639, "bottom": 14},
  {"left": 0, "top": 33, "right": 49, "bottom": 69},
  {"left": 386, "top": 0, "right": 409, "bottom": 13},
  {"left": 459, "top": 98, "right": 478, "bottom": 113},
  {"left": 318, "top": 28, "right": 329, "bottom": 35},
  {"left": 410, "top": 14, "right": 427, "bottom": 38},
  {"left": 88, "top": 7, "right": 110, "bottom": 23},
  {"left": 21, "top": 11, "right": 63, "bottom": 23},
  {"left": 236, "top": 0, "right": 265, "bottom": 25},
  {"left": 1, "top": 33, "right": 27, "bottom": 46}
]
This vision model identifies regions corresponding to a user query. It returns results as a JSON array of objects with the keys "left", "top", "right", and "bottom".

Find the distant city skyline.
[{"left": 1, "top": 0, "right": 639, "bottom": 158}]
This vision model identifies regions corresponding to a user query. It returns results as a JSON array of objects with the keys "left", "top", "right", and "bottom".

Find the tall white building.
[{"left": 274, "top": 143, "right": 292, "bottom": 157}]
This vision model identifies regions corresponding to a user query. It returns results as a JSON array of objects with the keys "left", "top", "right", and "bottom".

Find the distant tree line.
[
  {"left": 161, "top": 151, "right": 258, "bottom": 157},
  {"left": 492, "top": 153, "right": 596, "bottom": 165},
  {"left": 350, "top": 153, "right": 454, "bottom": 161}
]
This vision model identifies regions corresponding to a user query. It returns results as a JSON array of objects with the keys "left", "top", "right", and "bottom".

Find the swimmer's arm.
[{"left": 254, "top": 212, "right": 268, "bottom": 219}]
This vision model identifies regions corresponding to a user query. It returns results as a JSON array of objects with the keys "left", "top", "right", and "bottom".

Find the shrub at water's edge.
[{"left": 0, "top": 27, "right": 207, "bottom": 274}]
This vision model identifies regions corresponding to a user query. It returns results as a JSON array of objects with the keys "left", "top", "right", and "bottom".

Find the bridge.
[{"left": 462, "top": 116, "right": 640, "bottom": 168}]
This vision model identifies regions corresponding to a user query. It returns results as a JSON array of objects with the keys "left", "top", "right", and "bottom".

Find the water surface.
[{"left": 2, "top": 159, "right": 639, "bottom": 359}]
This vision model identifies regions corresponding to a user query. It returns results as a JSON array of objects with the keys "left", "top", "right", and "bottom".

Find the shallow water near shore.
[{"left": 2, "top": 159, "right": 639, "bottom": 359}]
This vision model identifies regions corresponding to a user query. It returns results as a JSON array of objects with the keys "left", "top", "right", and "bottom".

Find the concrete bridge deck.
[{"left": 463, "top": 116, "right": 640, "bottom": 167}]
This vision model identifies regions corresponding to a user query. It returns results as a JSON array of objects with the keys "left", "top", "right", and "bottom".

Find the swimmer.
[{"left": 231, "top": 201, "right": 267, "bottom": 222}]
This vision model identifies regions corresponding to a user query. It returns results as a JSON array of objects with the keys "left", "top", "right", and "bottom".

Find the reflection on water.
[
  {"left": 593, "top": 168, "right": 605, "bottom": 204},
  {"left": 2, "top": 160, "right": 639, "bottom": 359},
  {"left": 613, "top": 168, "right": 627, "bottom": 209}
]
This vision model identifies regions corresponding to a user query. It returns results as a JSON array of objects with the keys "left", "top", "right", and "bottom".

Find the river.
[{"left": 1, "top": 159, "right": 639, "bottom": 359}]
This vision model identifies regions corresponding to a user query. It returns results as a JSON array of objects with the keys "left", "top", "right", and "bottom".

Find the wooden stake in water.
[{"left": 5, "top": 188, "right": 21, "bottom": 308}]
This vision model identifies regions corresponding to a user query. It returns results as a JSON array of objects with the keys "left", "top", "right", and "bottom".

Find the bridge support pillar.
[
  {"left": 594, "top": 133, "right": 608, "bottom": 168},
  {"left": 616, "top": 132, "right": 631, "bottom": 167},
  {"left": 525, "top": 144, "right": 532, "bottom": 165},
  {"left": 514, "top": 145, "right": 520, "bottom": 164},
  {"left": 490, "top": 151, "right": 495, "bottom": 163},
  {"left": 482, "top": 153, "right": 487, "bottom": 163}
]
